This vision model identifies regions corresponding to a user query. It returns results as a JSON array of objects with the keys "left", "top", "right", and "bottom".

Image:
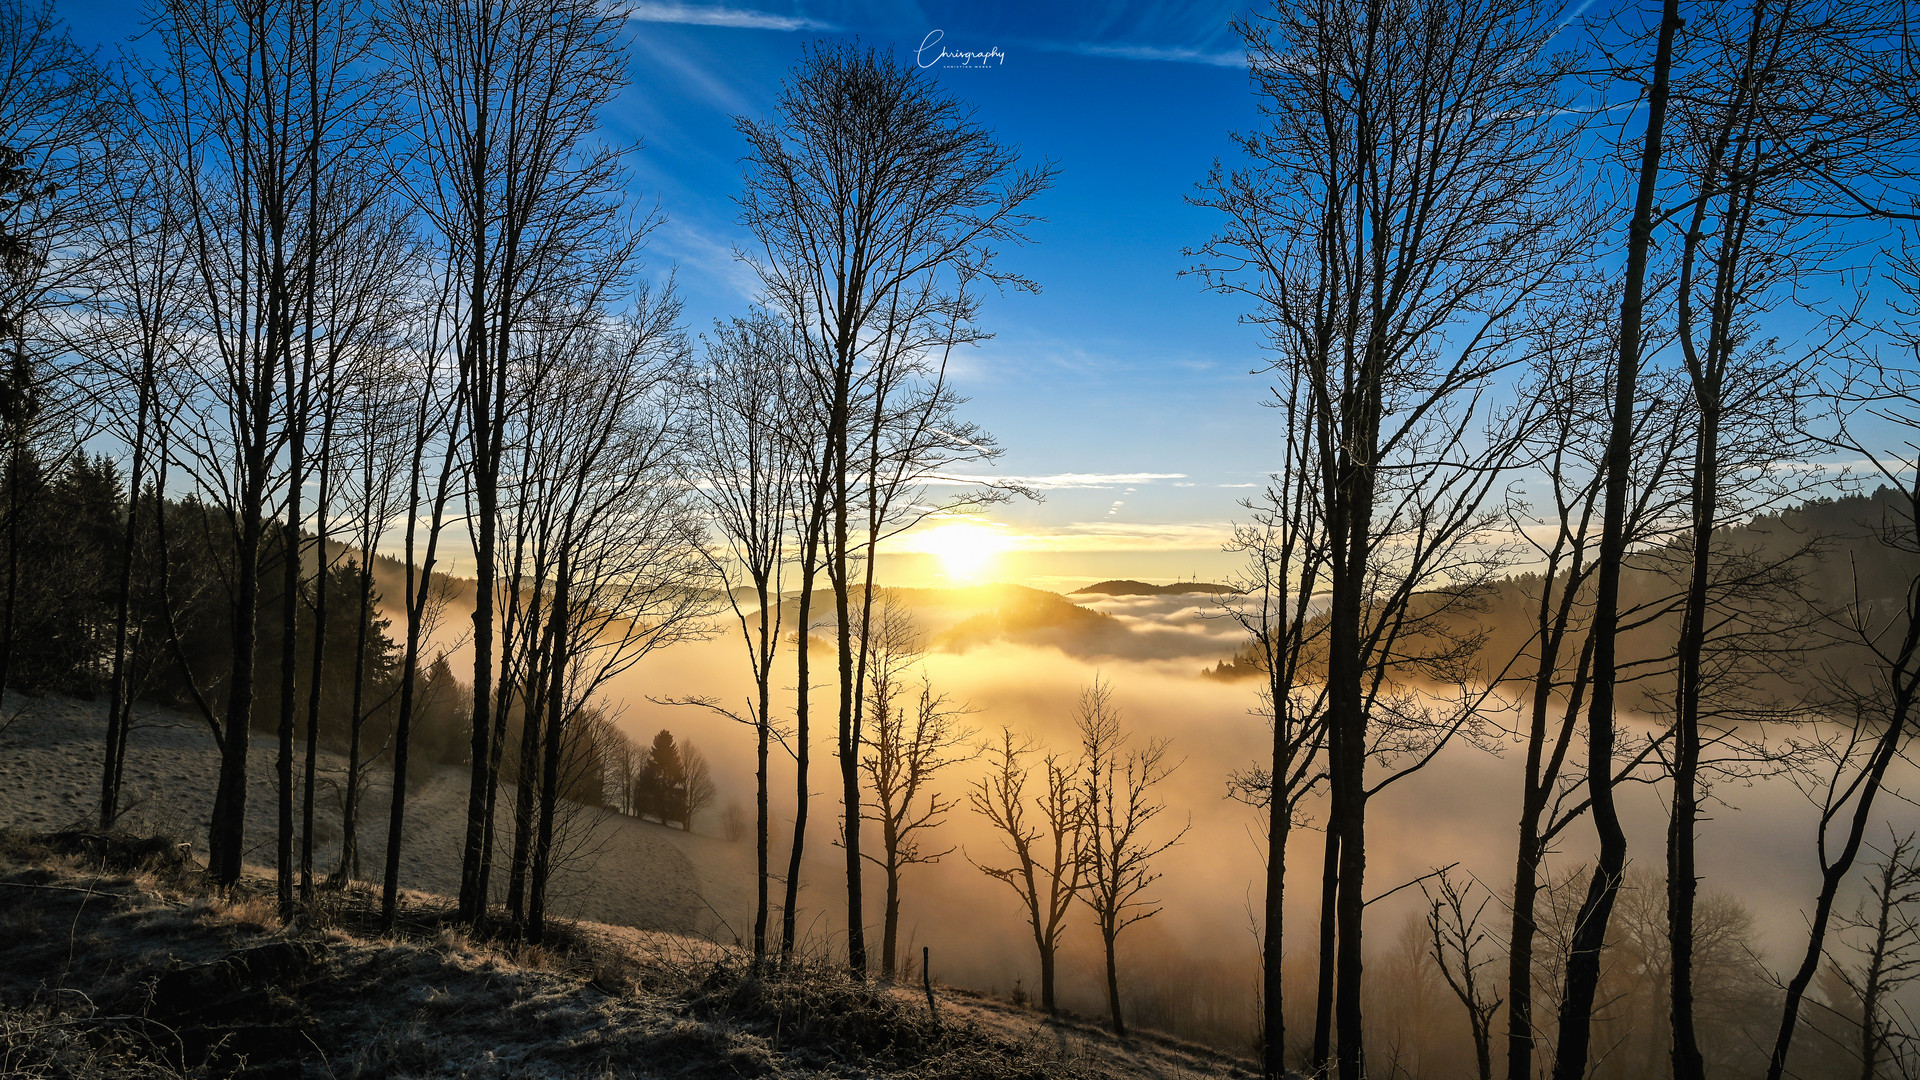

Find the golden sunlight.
[{"left": 907, "top": 519, "right": 1012, "bottom": 583}]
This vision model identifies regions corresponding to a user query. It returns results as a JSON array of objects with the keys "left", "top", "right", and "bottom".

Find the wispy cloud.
[
  {"left": 628, "top": 31, "right": 756, "bottom": 113},
  {"left": 901, "top": 519, "right": 1235, "bottom": 553},
  {"left": 1053, "top": 40, "right": 1242, "bottom": 67},
  {"left": 927, "top": 471, "right": 1186, "bottom": 490},
  {"left": 655, "top": 219, "right": 760, "bottom": 303},
  {"left": 1012, "top": 521, "right": 1239, "bottom": 551},
  {"left": 629, "top": 2, "right": 834, "bottom": 32}
]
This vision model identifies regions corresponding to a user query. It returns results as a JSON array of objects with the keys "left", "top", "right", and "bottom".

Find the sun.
[{"left": 910, "top": 520, "right": 1011, "bottom": 583}]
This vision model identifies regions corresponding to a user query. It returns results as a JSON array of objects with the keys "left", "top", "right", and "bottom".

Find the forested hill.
[
  {"left": 1207, "top": 488, "right": 1920, "bottom": 691},
  {"left": 1728, "top": 486, "right": 1920, "bottom": 602}
]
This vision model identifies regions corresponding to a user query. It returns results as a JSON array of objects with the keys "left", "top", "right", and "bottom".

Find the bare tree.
[
  {"left": 383, "top": 0, "right": 638, "bottom": 927},
  {"left": 1490, "top": 288, "right": 1693, "bottom": 1080},
  {"left": 1074, "top": 676, "right": 1187, "bottom": 1037},
  {"left": 83, "top": 124, "right": 192, "bottom": 830},
  {"left": 679, "top": 309, "right": 804, "bottom": 958},
  {"left": 679, "top": 741, "right": 716, "bottom": 832},
  {"left": 1214, "top": 356, "right": 1330, "bottom": 1076},
  {"left": 602, "top": 723, "right": 638, "bottom": 816},
  {"left": 1766, "top": 339, "right": 1920, "bottom": 1078},
  {"left": 857, "top": 591, "right": 974, "bottom": 980},
  {"left": 969, "top": 728, "right": 1083, "bottom": 1015},
  {"left": 294, "top": 162, "right": 414, "bottom": 902},
  {"left": 1541, "top": 2, "right": 1682, "bottom": 1073},
  {"left": 501, "top": 313, "right": 623, "bottom": 920},
  {"left": 1192, "top": 2, "right": 1593, "bottom": 1072},
  {"left": 735, "top": 41, "right": 1051, "bottom": 975},
  {"left": 378, "top": 317, "right": 462, "bottom": 931},
  {"left": 1827, "top": 831, "right": 1920, "bottom": 1080},
  {"left": 1635, "top": 5, "right": 1920, "bottom": 1073},
  {"left": 516, "top": 305, "right": 707, "bottom": 943},
  {"left": 1423, "top": 869, "right": 1505, "bottom": 1080},
  {"left": 321, "top": 212, "right": 417, "bottom": 887},
  {"left": 139, "top": 0, "right": 330, "bottom": 891}
]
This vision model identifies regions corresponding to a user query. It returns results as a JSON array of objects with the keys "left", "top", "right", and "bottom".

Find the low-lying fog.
[{"left": 428, "top": 578, "right": 1920, "bottom": 1047}]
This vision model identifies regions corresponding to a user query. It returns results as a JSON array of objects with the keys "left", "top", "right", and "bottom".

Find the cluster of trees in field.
[{"left": 602, "top": 727, "right": 716, "bottom": 830}]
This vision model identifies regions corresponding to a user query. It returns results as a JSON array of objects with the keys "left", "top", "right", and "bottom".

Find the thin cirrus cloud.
[
  {"left": 1042, "top": 40, "right": 1241, "bottom": 67},
  {"left": 925, "top": 471, "right": 1186, "bottom": 490},
  {"left": 1011, "top": 521, "right": 1238, "bottom": 551},
  {"left": 627, "top": 2, "right": 836, "bottom": 31},
  {"left": 625, "top": 3, "right": 1241, "bottom": 68}
]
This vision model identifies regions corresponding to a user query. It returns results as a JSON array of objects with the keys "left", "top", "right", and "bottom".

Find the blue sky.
[
  {"left": 55, "top": 1, "right": 1916, "bottom": 588},
  {"left": 607, "top": 1, "right": 1279, "bottom": 582},
  {"left": 62, "top": 0, "right": 1285, "bottom": 585}
]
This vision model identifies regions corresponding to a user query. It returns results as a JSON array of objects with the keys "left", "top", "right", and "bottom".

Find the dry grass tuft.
[
  {"left": 0, "top": 993, "right": 193, "bottom": 1079},
  {"left": 204, "top": 890, "right": 281, "bottom": 933},
  {"left": 678, "top": 956, "right": 1116, "bottom": 1080}
]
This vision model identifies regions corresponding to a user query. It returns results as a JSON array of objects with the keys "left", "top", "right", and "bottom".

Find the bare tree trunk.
[
  {"left": 1263, "top": 775, "right": 1288, "bottom": 1075},
  {"left": 1550, "top": 4, "right": 1680, "bottom": 1075},
  {"left": 460, "top": 355, "right": 496, "bottom": 926},
  {"left": 526, "top": 550, "right": 568, "bottom": 944},
  {"left": 507, "top": 600, "right": 550, "bottom": 925},
  {"left": 1038, "top": 942, "right": 1057, "bottom": 1014},
  {"left": 1312, "top": 830, "right": 1337, "bottom": 1074},
  {"left": 278, "top": 359, "right": 305, "bottom": 923},
  {"left": 1668, "top": 396, "right": 1718, "bottom": 1080},
  {"left": 296, "top": 6, "right": 324, "bottom": 905},
  {"left": 280, "top": 453, "right": 303, "bottom": 914},
  {"left": 1506, "top": 545, "right": 1600, "bottom": 1080},
  {"left": 100, "top": 348, "right": 155, "bottom": 831},
  {"left": 1329, "top": 471, "right": 1371, "bottom": 1080},
  {"left": 301, "top": 443, "right": 329, "bottom": 902},
  {"left": 334, "top": 547, "right": 371, "bottom": 885},
  {"left": 781, "top": 524, "right": 819, "bottom": 959},
  {"left": 381, "top": 392, "right": 457, "bottom": 930},
  {"left": 212, "top": 499, "right": 263, "bottom": 887},
  {"left": 477, "top": 636, "right": 513, "bottom": 907},
  {"left": 831, "top": 404, "right": 867, "bottom": 976},
  {"left": 454, "top": 0, "right": 498, "bottom": 923},
  {"left": 1506, "top": 780, "right": 1549, "bottom": 1080},
  {"left": 1507, "top": 775, "right": 1547, "bottom": 1079},
  {"left": 1, "top": 434, "right": 20, "bottom": 701},
  {"left": 754, "top": 572, "right": 771, "bottom": 959},
  {"left": 882, "top": 861, "right": 901, "bottom": 980}
]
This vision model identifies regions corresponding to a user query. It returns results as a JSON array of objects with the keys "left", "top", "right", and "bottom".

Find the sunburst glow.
[{"left": 909, "top": 520, "right": 1012, "bottom": 583}]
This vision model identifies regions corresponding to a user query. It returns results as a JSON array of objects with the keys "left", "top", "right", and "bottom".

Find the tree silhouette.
[{"left": 1074, "top": 676, "right": 1187, "bottom": 1036}]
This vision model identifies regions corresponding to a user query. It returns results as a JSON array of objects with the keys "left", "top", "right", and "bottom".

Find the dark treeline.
[{"left": 3, "top": 451, "right": 396, "bottom": 725}]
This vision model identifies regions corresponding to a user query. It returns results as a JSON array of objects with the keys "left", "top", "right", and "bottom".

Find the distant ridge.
[{"left": 1073, "top": 579, "right": 1242, "bottom": 597}]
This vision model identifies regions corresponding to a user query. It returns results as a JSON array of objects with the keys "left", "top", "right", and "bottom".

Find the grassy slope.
[{"left": 0, "top": 832, "right": 1256, "bottom": 1080}]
